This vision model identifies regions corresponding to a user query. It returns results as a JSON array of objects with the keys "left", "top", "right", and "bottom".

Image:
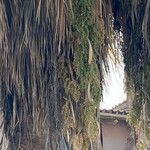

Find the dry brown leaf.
[
  {"left": 87, "top": 81, "right": 93, "bottom": 102},
  {"left": 88, "top": 39, "right": 93, "bottom": 64}
]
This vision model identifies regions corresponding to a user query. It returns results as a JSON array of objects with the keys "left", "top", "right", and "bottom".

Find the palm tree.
[
  {"left": 0, "top": 0, "right": 150, "bottom": 149},
  {"left": 112, "top": 0, "right": 150, "bottom": 148}
]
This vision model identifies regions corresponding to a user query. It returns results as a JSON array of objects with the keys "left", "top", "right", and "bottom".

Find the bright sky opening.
[
  {"left": 101, "top": 57, "right": 126, "bottom": 109},
  {"left": 100, "top": 33, "right": 127, "bottom": 109}
]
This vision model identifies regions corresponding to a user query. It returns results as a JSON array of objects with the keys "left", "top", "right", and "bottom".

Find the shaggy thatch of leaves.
[
  {"left": 112, "top": 0, "right": 150, "bottom": 147},
  {"left": 0, "top": 0, "right": 109, "bottom": 149},
  {"left": 0, "top": 0, "right": 150, "bottom": 149}
]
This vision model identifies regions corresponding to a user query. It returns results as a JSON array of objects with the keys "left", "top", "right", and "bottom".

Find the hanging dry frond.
[
  {"left": 88, "top": 39, "right": 93, "bottom": 65},
  {"left": 87, "top": 81, "right": 93, "bottom": 102}
]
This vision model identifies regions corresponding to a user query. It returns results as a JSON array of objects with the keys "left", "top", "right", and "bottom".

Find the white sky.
[{"left": 100, "top": 47, "right": 127, "bottom": 110}]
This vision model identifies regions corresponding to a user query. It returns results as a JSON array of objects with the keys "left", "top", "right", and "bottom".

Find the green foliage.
[
  {"left": 70, "top": 0, "right": 103, "bottom": 102},
  {"left": 82, "top": 101, "right": 99, "bottom": 140},
  {"left": 146, "top": 123, "right": 150, "bottom": 141},
  {"left": 72, "top": 134, "right": 84, "bottom": 150},
  {"left": 62, "top": 101, "right": 76, "bottom": 131},
  {"left": 83, "top": 101, "right": 96, "bottom": 122},
  {"left": 137, "top": 141, "right": 146, "bottom": 150},
  {"left": 90, "top": 63, "right": 102, "bottom": 105},
  {"left": 58, "top": 1, "right": 105, "bottom": 148},
  {"left": 64, "top": 78, "right": 81, "bottom": 102},
  {"left": 144, "top": 59, "right": 150, "bottom": 102}
]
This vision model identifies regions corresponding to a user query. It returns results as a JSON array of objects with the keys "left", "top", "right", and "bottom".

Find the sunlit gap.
[{"left": 101, "top": 31, "right": 127, "bottom": 109}]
